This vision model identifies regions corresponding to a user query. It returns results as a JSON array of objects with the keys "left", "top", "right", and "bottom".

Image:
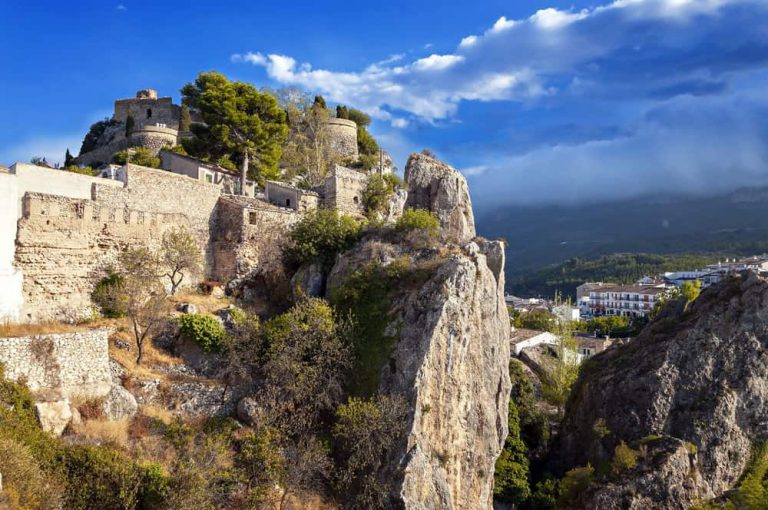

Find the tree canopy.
[{"left": 181, "top": 72, "right": 288, "bottom": 188}]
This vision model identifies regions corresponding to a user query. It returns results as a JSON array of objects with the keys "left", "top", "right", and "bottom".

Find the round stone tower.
[{"left": 325, "top": 118, "right": 358, "bottom": 160}]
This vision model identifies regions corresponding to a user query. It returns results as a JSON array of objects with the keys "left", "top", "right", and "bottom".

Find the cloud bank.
[{"left": 232, "top": 0, "right": 768, "bottom": 207}]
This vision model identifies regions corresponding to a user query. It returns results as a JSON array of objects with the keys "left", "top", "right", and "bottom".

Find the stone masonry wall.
[
  {"left": 15, "top": 165, "right": 221, "bottom": 321},
  {"left": 325, "top": 118, "right": 358, "bottom": 159},
  {"left": 324, "top": 165, "right": 367, "bottom": 216},
  {"left": 0, "top": 329, "right": 112, "bottom": 399}
]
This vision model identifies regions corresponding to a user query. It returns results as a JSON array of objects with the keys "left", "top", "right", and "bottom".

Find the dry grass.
[
  {"left": 0, "top": 317, "right": 125, "bottom": 338},
  {"left": 109, "top": 330, "right": 183, "bottom": 382},
  {"left": 71, "top": 419, "right": 130, "bottom": 447},
  {"left": 169, "top": 290, "right": 231, "bottom": 314},
  {"left": 139, "top": 404, "right": 174, "bottom": 425}
]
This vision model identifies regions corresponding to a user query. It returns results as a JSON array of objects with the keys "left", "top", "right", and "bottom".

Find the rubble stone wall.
[{"left": 0, "top": 329, "right": 112, "bottom": 399}]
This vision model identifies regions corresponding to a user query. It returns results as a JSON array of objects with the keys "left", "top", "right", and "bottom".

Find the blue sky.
[{"left": 2, "top": 0, "right": 767, "bottom": 210}]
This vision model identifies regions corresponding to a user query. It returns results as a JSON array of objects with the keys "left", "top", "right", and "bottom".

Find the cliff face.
[
  {"left": 382, "top": 239, "right": 510, "bottom": 509},
  {"left": 556, "top": 272, "right": 768, "bottom": 507},
  {"left": 404, "top": 154, "right": 476, "bottom": 245},
  {"left": 326, "top": 154, "right": 509, "bottom": 509}
]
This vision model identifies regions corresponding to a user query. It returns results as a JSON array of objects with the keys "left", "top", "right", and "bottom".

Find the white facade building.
[{"left": 587, "top": 284, "right": 668, "bottom": 318}]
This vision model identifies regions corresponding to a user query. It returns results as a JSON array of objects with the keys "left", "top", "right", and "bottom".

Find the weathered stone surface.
[
  {"left": 291, "top": 262, "right": 325, "bottom": 298},
  {"left": 383, "top": 188, "right": 408, "bottom": 223},
  {"left": 100, "top": 385, "right": 138, "bottom": 421},
  {"left": 404, "top": 153, "right": 476, "bottom": 244},
  {"left": 555, "top": 272, "right": 768, "bottom": 507},
  {"left": 35, "top": 400, "right": 72, "bottom": 436},
  {"left": 580, "top": 436, "right": 707, "bottom": 510},
  {"left": 380, "top": 239, "right": 510, "bottom": 510},
  {"left": 0, "top": 329, "right": 112, "bottom": 399},
  {"left": 176, "top": 302, "right": 198, "bottom": 314}
]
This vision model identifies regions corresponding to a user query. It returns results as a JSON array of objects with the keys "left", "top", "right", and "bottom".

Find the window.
[
  {"left": 205, "top": 174, "right": 213, "bottom": 183},
  {"left": 249, "top": 212, "right": 257, "bottom": 225},
  {"left": 286, "top": 198, "right": 291, "bottom": 207},
  {"left": 147, "top": 108, "right": 152, "bottom": 118},
  {"left": 353, "top": 196, "right": 359, "bottom": 205}
]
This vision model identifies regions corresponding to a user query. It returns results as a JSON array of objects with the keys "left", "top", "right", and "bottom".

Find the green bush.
[
  {"left": 92, "top": 272, "right": 125, "bottom": 318},
  {"left": 178, "top": 314, "right": 227, "bottom": 353},
  {"left": 558, "top": 464, "right": 594, "bottom": 507},
  {"left": 0, "top": 437, "right": 63, "bottom": 510},
  {"left": 287, "top": 209, "right": 362, "bottom": 271},
  {"left": 65, "top": 165, "right": 96, "bottom": 176},
  {"left": 112, "top": 147, "right": 161, "bottom": 168},
  {"left": 395, "top": 208, "right": 440, "bottom": 237},
  {"left": 611, "top": 441, "right": 638, "bottom": 475},
  {"left": 493, "top": 399, "right": 530, "bottom": 504},
  {"left": 58, "top": 445, "right": 144, "bottom": 509},
  {"left": 528, "top": 478, "right": 561, "bottom": 510}
]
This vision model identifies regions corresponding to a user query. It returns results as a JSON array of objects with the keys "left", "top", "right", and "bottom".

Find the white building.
[
  {"left": 510, "top": 329, "right": 560, "bottom": 356},
  {"left": 587, "top": 284, "right": 668, "bottom": 318}
]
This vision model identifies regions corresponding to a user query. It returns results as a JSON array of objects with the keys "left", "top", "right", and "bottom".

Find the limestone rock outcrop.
[
  {"left": 404, "top": 153, "right": 476, "bottom": 244},
  {"left": 100, "top": 385, "right": 138, "bottom": 421},
  {"left": 35, "top": 400, "right": 72, "bottom": 436},
  {"left": 555, "top": 272, "right": 768, "bottom": 507},
  {"left": 381, "top": 239, "right": 510, "bottom": 509}
]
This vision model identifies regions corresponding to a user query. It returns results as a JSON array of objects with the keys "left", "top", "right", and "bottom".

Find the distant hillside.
[
  {"left": 509, "top": 253, "right": 721, "bottom": 298},
  {"left": 476, "top": 187, "right": 768, "bottom": 296}
]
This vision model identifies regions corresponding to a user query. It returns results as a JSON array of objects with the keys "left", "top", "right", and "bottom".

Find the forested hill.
[
  {"left": 475, "top": 187, "right": 768, "bottom": 297},
  {"left": 508, "top": 253, "right": 720, "bottom": 298}
]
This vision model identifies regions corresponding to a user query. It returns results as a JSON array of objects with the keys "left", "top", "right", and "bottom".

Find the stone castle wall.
[
  {"left": 211, "top": 197, "right": 299, "bottom": 282},
  {"left": 324, "top": 165, "right": 368, "bottom": 216},
  {"left": 114, "top": 96, "right": 180, "bottom": 130},
  {"left": 13, "top": 165, "right": 220, "bottom": 321},
  {"left": 0, "top": 329, "right": 112, "bottom": 399},
  {"left": 325, "top": 118, "right": 358, "bottom": 160},
  {"left": 77, "top": 128, "right": 180, "bottom": 167}
]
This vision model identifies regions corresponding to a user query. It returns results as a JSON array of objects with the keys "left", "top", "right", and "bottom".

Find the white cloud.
[
  {"left": 232, "top": 0, "right": 763, "bottom": 125},
  {"left": 116, "top": 3, "right": 126, "bottom": 11}
]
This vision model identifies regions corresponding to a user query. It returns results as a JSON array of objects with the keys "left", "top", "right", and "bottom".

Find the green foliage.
[
  {"left": 167, "top": 144, "right": 188, "bottom": 155},
  {"left": 362, "top": 173, "right": 402, "bottom": 217},
  {"left": 313, "top": 95, "right": 327, "bottom": 109},
  {"left": 494, "top": 399, "right": 531, "bottom": 504},
  {"left": 541, "top": 321, "right": 580, "bottom": 411},
  {"left": 528, "top": 478, "right": 561, "bottom": 510},
  {"left": 112, "top": 147, "right": 161, "bottom": 168},
  {"left": 395, "top": 208, "right": 440, "bottom": 237},
  {"left": 179, "top": 103, "right": 191, "bottom": 132},
  {"left": 178, "top": 314, "right": 227, "bottom": 353},
  {"left": 64, "top": 148, "right": 75, "bottom": 167},
  {"left": 346, "top": 108, "right": 371, "bottom": 127},
  {"left": 509, "top": 360, "right": 550, "bottom": 454},
  {"left": 138, "top": 462, "right": 169, "bottom": 509},
  {"left": 558, "top": 464, "right": 594, "bottom": 507},
  {"left": 333, "top": 395, "right": 407, "bottom": 509},
  {"left": 236, "top": 427, "right": 285, "bottom": 505},
  {"left": 160, "top": 227, "right": 202, "bottom": 295},
  {"left": 181, "top": 71, "right": 288, "bottom": 186},
  {"left": 65, "top": 164, "right": 96, "bottom": 176},
  {"left": 611, "top": 441, "right": 638, "bottom": 475},
  {"left": 357, "top": 125, "right": 378, "bottom": 156},
  {"left": 287, "top": 209, "right": 362, "bottom": 271},
  {"left": 58, "top": 445, "right": 144, "bottom": 509},
  {"left": 259, "top": 298, "right": 352, "bottom": 436},
  {"left": 80, "top": 117, "right": 117, "bottom": 155},
  {"left": 585, "top": 315, "right": 631, "bottom": 336},
  {"left": 510, "top": 253, "right": 718, "bottom": 299},
  {"left": 91, "top": 272, "right": 125, "bottom": 318},
  {"left": 681, "top": 279, "right": 702, "bottom": 310},
  {"left": 0, "top": 437, "right": 63, "bottom": 510},
  {"left": 125, "top": 113, "right": 135, "bottom": 137},
  {"left": 331, "top": 258, "right": 435, "bottom": 397},
  {"left": 336, "top": 105, "right": 349, "bottom": 119},
  {"left": 512, "top": 308, "right": 558, "bottom": 332},
  {"left": 593, "top": 418, "right": 611, "bottom": 439},
  {"left": 731, "top": 442, "right": 768, "bottom": 510}
]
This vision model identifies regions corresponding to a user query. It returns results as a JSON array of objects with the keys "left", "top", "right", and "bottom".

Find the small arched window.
[
  {"left": 286, "top": 198, "right": 291, "bottom": 208},
  {"left": 147, "top": 108, "right": 152, "bottom": 118},
  {"left": 353, "top": 196, "right": 359, "bottom": 205}
]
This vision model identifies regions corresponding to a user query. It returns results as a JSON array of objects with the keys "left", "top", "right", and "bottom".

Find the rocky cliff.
[
  {"left": 382, "top": 239, "right": 510, "bottom": 510},
  {"left": 404, "top": 153, "right": 476, "bottom": 245},
  {"left": 556, "top": 272, "right": 768, "bottom": 508},
  {"left": 328, "top": 154, "right": 509, "bottom": 509}
]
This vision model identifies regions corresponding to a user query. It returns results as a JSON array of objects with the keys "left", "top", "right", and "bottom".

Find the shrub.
[
  {"left": 287, "top": 209, "right": 362, "bottom": 271},
  {"left": 558, "top": 464, "right": 594, "bottom": 507},
  {"left": 112, "top": 147, "right": 161, "bottom": 168},
  {"left": 0, "top": 437, "right": 63, "bottom": 510},
  {"left": 493, "top": 400, "right": 530, "bottom": 504},
  {"left": 395, "top": 208, "right": 439, "bottom": 237},
  {"left": 65, "top": 164, "right": 96, "bottom": 176},
  {"left": 58, "top": 445, "right": 144, "bottom": 509},
  {"left": 611, "top": 441, "right": 638, "bottom": 475},
  {"left": 178, "top": 314, "right": 227, "bottom": 353},
  {"left": 528, "top": 478, "right": 561, "bottom": 510},
  {"left": 92, "top": 272, "right": 125, "bottom": 318}
]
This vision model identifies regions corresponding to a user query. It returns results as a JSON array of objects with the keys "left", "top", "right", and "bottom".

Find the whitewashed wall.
[{"left": 0, "top": 170, "right": 22, "bottom": 321}]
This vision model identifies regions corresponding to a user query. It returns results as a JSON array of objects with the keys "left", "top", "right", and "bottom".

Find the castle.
[
  {"left": 75, "top": 88, "right": 362, "bottom": 167},
  {"left": 0, "top": 89, "right": 394, "bottom": 323}
]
